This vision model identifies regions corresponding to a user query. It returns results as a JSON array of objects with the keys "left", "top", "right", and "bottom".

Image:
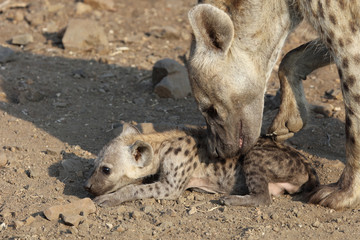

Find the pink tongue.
[{"left": 239, "top": 138, "right": 243, "bottom": 148}]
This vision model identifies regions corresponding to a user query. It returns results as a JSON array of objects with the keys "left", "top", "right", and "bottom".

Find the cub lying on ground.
[{"left": 85, "top": 123, "right": 318, "bottom": 207}]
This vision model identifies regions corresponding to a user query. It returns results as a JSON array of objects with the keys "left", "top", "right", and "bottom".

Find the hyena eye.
[{"left": 101, "top": 166, "right": 111, "bottom": 175}]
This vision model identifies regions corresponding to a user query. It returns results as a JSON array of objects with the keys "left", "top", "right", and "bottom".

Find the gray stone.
[
  {"left": 11, "top": 33, "right": 33, "bottom": 45},
  {"left": 0, "top": 46, "right": 15, "bottom": 63},
  {"left": 62, "top": 19, "right": 108, "bottom": 52},
  {"left": 152, "top": 58, "right": 191, "bottom": 99}
]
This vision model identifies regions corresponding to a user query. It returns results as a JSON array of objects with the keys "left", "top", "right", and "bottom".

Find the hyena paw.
[
  {"left": 267, "top": 111, "right": 304, "bottom": 141},
  {"left": 309, "top": 183, "right": 360, "bottom": 210},
  {"left": 94, "top": 194, "right": 121, "bottom": 207}
]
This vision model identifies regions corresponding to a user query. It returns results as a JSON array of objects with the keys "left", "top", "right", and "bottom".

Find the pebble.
[
  {"left": 0, "top": 151, "right": 8, "bottom": 167},
  {"left": 11, "top": 33, "right": 34, "bottom": 45},
  {"left": 62, "top": 19, "right": 108, "bottom": 52},
  {"left": 312, "top": 219, "right": 321, "bottom": 228},
  {"left": 130, "top": 211, "right": 141, "bottom": 220},
  {"left": 75, "top": 2, "right": 93, "bottom": 15},
  {"left": 152, "top": 58, "right": 191, "bottom": 99},
  {"left": 0, "top": 222, "right": 6, "bottom": 231},
  {"left": 27, "top": 168, "right": 41, "bottom": 178},
  {"left": 84, "top": 0, "right": 115, "bottom": 11},
  {"left": 148, "top": 26, "right": 181, "bottom": 39},
  {"left": 105, "top": 223, "right": 113, "bottom": 229},
  {"left": 141, "top": 205, "right": 153, "bottom": 214},
  {"left": 115, "top": 225, "right": 125, "bottom": 233},
  {"left": 62, "top": 214, "right": 85, "bottom": 227},
  {"left": 0, "top": 46, "right": 15, "bottom": 63},
  {"left": 188, "top": 207, "right": 197, "bottom": 215},
  {"left": 43, "top": 198, "right": 96, "bottom": 221}
]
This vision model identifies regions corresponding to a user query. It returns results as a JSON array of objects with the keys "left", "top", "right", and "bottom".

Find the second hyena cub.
[{"left": 85, "top": 123, "right": 318, "bottom": 207}]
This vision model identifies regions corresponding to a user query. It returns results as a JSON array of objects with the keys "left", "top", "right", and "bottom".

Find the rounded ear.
[
  {"left": 188, "top": 4, "right": 234, "bottom": 55},
  {"left": 130, "top": 140, "right": 153, "bottom": 168},
  {"left": 121, "top": 123, "right": 141, "bottom": 137}
]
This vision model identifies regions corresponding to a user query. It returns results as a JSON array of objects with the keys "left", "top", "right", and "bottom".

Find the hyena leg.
[
  {"left": 268, "top": 40, "right": 333, "bottom": 141},
  {"left": 221, "top": 171, "right": 271, "bottom": 207},
  {"left": 310, "top": 60, "right": 360, "bottom": 209},
  {"left": 94, "top": 181, "right": 183, "bottom": 207}
]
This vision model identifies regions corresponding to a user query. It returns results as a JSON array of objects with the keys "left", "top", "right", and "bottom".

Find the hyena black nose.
[{"left": 83, "top": 181, "right": 92, "bottom": 192}]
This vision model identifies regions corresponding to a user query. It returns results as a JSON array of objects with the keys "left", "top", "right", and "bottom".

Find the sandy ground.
[{"left": 0, "top": 0, "right": 359, "bottom": 239}]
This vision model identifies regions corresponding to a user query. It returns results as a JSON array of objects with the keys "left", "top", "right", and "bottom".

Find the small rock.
[
  {"left": 62, "top": 19, "right": 108, "bottom": 52},
  {"left": 84, "top": 0, "right": 115, "bottom": 11},
  {"left": 27, "top": 168, "right": 41, "bottom": 178},
  {"left": 14, "top": 220, "right": 24, "bottom": 229},
  {"left": 11, "top": 34, "right": 34, "bottom": 45},
  {"left": 188, "top": 207, "right": 197, "bottom": 215},
  {"left": 25, "top": 13, "right": 44, "bottom": 27},
  {"left": 43, "top": 198, "right": 96, "bottom": 221},
  {"left": 24, "top": 216, "right": 36, "bottom": 226},
  {"left": 130, "top": 211, "right": 141, "bottom": 220},
  {"left": 152, "top": 58, "right": 191, "bottom": 99},
  {"left": 312, "top": 219, "right": 321, "bottom": 228},
  {"left": 0, "top": 222, "right": 6, "bottom": 231},
  {"left": 105, "top": 223, "right": 113, "bottom": 229},
  {"left": 115, "top": 225, "right": 125, "bottom": 233},
  {"left": 75, "top": 2, "right": 93, "bottom": 15},
  {"left": 62, "top": 214, "right": 85, "bottom": 227},
  {"left": 45, "top": 149, "right": 58, "bottom": 156},
  {"left": 0, "top": 151, "right": 8, "bottom": 167},
  {"left": 0, "top": 209, "right": 12, "bottom": 218},
  {"left": 141, "top": 206, "right": 153, "bottom": 214},
  {"left": 14, "top": 11, "right": 24, "bottom": 22},
  {"left": 149, "top": 26, "right": 181, "bottom": 39},
  {"left": 0, "top": 46, "right": 15, "bottom": 63},
  {"left": 48, "top": 3, "right": 65, "bottom": 13}
]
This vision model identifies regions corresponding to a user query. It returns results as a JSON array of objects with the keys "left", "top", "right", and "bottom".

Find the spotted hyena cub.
[{"left": 85, "top": 123, "right": 318, "bottom": 207}]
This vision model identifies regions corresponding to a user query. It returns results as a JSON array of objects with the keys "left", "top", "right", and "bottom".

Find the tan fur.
[
  {"left": 85, "top": 123, "right": 318, "bottom": 207},
  {"left": 188, "top": 0, "right": 360, "bottom": 209}
]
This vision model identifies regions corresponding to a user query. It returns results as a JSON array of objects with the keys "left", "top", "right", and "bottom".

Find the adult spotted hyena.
[{"left": 187, "top": 0, "right": 360, "bottom": 209}]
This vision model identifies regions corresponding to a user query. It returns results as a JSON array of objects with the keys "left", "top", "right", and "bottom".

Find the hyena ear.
[
  {"left": 130, "top": 140, "right": 154, "bottom": 168},
  {"left": 121, "top": 123, "right": 141, "bottom": 137},
  {"left": 188, "top": 4, "right": 234, "bottom": 55}
]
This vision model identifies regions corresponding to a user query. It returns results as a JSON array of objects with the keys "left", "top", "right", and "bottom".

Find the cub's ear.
[
  {"left": 130, "top": 140, "right": 154, "bottom": 167},
  {"left": 121, "top": 123, "right": 141, "bottom": 137},
  {"left": 188, "top": 4, "right": 234, "bottom": 55}
]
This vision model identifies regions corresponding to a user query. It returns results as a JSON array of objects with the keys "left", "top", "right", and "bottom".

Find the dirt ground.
[{"left": 0, "top": 0, "right": 359, "bottom": 239}]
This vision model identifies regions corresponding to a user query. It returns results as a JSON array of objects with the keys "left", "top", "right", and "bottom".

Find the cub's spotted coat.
[{"left": 85, "top": 124, "right": 318, "bottom": 207}]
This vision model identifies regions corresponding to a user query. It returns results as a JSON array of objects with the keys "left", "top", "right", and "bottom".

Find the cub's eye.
[
  {"left": 101, "top": 166, "right": 111, "bottom": 175},
  {"left": 206, "top": 106, "right": 218, "bottom": 118}
]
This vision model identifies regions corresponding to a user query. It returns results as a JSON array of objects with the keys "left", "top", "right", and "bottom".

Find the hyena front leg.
[
  {"left": 94, "top": 181, "right": 183, "bottom": 207},
  {"left": 268, "top": 40, "right": 332, "bottom": 141},
  {"left": 309, "top": 58, "right": 360, "bottom": 209}
]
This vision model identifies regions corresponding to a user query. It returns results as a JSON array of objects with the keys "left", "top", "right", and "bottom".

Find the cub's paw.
[{"left": 93, "top": 194, "right": 121, "bottom": 207}]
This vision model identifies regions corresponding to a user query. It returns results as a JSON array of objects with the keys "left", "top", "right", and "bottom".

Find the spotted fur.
[
  {"left": 188, "top": 0, "right": 360, "bottom": 209},
  {"left": 85, "top": 123, "right": 318, "bottom": 207}
]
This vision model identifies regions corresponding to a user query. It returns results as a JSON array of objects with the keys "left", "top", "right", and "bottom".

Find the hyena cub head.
[
  {"left": 188, "top": 4, "right": 265, "bottom": 159},
  {"left": 85, "top": 124, "right": 154, "bottom": 196}
]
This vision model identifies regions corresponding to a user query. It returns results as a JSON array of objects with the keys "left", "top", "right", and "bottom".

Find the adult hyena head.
[{"left": 188, "top": 4, "right": 266, "bottom": 158}]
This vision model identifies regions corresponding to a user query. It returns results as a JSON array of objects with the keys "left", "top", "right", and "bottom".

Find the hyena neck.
[{"left": 229, "top": 0, "right": 302, "bottom": 81}]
